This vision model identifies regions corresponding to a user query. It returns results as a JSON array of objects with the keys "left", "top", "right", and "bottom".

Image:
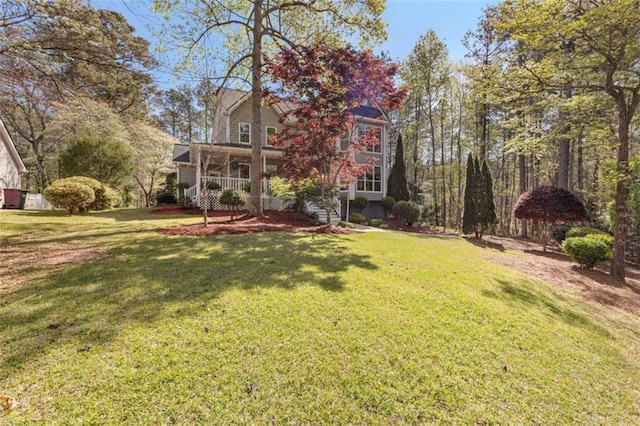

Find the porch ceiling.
[{"left": 192, "top": 144, "right": 282, "bottom": 159}]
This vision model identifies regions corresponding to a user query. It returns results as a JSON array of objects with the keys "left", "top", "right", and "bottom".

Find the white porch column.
[
  {"left": 262, "top": 155, "right": 267, "bottom": 194},
  {"left": 175, "top": 164, "right": 180, "bottom": 198},
  {"left": 196, "top": 147, "right": 201, "bottom": 201}
]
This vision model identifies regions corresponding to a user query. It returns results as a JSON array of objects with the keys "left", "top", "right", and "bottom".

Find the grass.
[{"left": 1, "top": 209, "right": 640, "bottom": 423}]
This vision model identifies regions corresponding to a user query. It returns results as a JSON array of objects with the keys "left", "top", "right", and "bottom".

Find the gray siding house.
[
  {"left": 0, "top": 118, "right": 27, "bottom": 206},
  {"left": 173, "top": 88, "right": 391, "bottom": 218}
]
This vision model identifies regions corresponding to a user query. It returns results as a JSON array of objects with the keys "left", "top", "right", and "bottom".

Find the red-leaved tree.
[
  {"left": 264, "top": 44, "right": 407, "bottom": 224},
  {"left": 513, "top": 186, "right": 587, "bottom": 252}
]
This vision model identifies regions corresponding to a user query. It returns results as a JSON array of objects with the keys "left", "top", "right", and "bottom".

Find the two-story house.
[
  {"left": 172, "top": 88, "right": 391, "bottom": 219},
  {"left": 1, "top": 118, "right": 27, "bottom": 208}
]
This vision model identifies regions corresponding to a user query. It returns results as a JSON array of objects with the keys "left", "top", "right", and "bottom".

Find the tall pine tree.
[
  {"left": 462, "top": 155, "right": 496, "bottom": 238},
  {"left": 387, "top": 134, "right": 411, "bottom": 201},
  {"left": 462, "top": 153, "right": 478, "bottom": 236},
  {"left": 479, "top": 159, "right": 497, "bottom": 237}
]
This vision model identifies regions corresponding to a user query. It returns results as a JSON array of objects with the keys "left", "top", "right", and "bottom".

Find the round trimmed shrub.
[
  {"left": 178, "top": 196, "right": 193, "bottom": 209},
  {"left": 381, "top": 196, "right": 395, "bottom": 218},
  {"left": 367, "top": 217, "right": 385, "bottom": 227},
  {"left": 562, "top": 236, "right": 612, "bottom": 269},
  {"left": 348, "top": 212, "right": 366, "bottom": 224},
  {"left": 206, "top": 181, "right": 222, "bottom": 191},
  {"left": 585, "top": 233, "right": 614, "bottom": 249},
  {"left": 156, "top": 191, "right": 178, "bottom": 205},
  {"left": 44, "top": 181, "right": 95, "bottom": 215},
  {"left": 220, "top": 189, "right": 247, "bottom": 207},
  {"left": 57, "top": 176, "right": 118, "bottom": 211},
  {"left": 220, "top": 189, "right": 246, "bottom": 219},
  {"left": 393, "top": 201, "right": 420, "bottom": 228},
  {"left": 351, "top": 196, "right": 369, "bottom": 212}
]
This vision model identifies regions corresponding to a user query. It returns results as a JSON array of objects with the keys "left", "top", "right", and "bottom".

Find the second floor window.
[
  {"left": 239, "top": 123, "right": 250, "bottom": 144},
  {"left": 357, "top": 124, "right": 382, "bottom": 153},
  {"left": 339, "top": 132, "right": 350, "bottom": 150},
  {"left": 265, "top": 126, "right": 277, "bottom": 146}
]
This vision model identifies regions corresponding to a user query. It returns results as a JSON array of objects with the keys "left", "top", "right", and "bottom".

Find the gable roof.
[
  {"left": 174, "top": 151, "right": 190, "bottom": 163},
  {"left": 0, "top": 118, "right": 27, "bottom": 173}
]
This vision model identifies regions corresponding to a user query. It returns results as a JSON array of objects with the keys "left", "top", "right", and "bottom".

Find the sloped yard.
[{"left": 1, "top": 209, "right": 639, "bottom": 423}]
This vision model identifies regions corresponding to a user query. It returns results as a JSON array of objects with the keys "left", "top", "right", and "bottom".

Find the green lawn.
[{"left": 1, "top": 209, "right": 640, "bottom": 424}]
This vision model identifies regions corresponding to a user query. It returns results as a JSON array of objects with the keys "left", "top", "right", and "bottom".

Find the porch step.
[{"left": 305, "top": 201, "right": 340, "bottom": 225}]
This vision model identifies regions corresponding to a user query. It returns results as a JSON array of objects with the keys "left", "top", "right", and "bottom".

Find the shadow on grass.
[
  {"left": 482, "top": 279, "right": 611, "bottom": 338},
  {"left": 463, "top": 237, "right": 506, "bottom": 252},
  {"left": 0, "top": 231, "right": 376, "bottom": 374},
  {"left": 7, "top": 208, "right": 193, "bottom": 222}
]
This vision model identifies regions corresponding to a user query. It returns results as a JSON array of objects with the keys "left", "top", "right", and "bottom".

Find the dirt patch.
[
  {"left": 155, "top": 208, "right": 357, "bottom": 236},
  {"left": 478, "top": 236, "right": 640, "bottom": 316},
  {"left": 0, "top": 244, "right": 108, "bottom": 293}
]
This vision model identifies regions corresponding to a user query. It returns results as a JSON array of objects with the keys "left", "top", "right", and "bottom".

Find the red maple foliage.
[{"left": 264, "top": 44, "right": 407, "bottom": 222}]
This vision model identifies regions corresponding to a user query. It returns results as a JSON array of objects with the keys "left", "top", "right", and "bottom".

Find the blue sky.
[{"left": 94, "top": 0, "right": 496, "bottom": 87}]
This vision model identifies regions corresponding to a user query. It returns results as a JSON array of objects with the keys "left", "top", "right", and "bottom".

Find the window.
[
  {"left": 265, "top": 126, "right": 277, "bottom": 146},
  {"left": 239, "top": 122, "right": 250, "bottom": 144},
  {"left": 357, "top": 166, "right": 382, "bottom": 192},
  {"left": 237, "top": 163, "right": 250, "bottom": 179},
  {"left": 357, "top": 124, "right": 382, "bottom": 153},
  {"left": 339, "top": 132, "right": 351, "bottom": 150}
]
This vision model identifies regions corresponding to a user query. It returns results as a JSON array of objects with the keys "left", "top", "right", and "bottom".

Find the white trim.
[
  {"left": 239, "top": 122, "right": 251, "bottom": 144},
  {"left": 227, "top": 91, "right": 252, "bottom": 115},
  {"left": 0, "top": 119, "right": 27, "bottom": 173},
  {"left": 225, "top": 115, "right": 231, "bottom": 143},
  {"left": 196, "top": 148, "right": 201, "bottom": 198}
]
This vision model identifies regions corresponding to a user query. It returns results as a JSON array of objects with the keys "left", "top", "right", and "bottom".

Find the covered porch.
[{"left": 181, "top": 145, "right": 284, "bottom": 209}]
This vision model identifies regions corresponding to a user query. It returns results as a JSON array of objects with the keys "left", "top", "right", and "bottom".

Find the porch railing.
[
  {"left": 202, "top": 176, "right": 271, "bottom": 194},
  {"left": 185, "top": 185, "right": 197, "bottom": 199}
]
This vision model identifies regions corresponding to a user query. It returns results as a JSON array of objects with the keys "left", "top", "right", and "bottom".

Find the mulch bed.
[
  {"left": 385, "top": 219, "right": 457, "bottom": 235},
  {"left": 154, "top": 207, "right": 356, "bottom": 236}
]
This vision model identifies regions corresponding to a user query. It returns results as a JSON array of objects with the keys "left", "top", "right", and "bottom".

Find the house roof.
[
  {"left": 219, "top": 88, "right": 249, "bottom": 114},
  {"left": 0, "top": 118, "right": 27, "bottom": 173},
  {"left": 173, "top": 151, "right": 190, "bottom": 163}
]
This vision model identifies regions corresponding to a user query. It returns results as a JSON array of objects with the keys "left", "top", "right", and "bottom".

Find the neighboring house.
[
  {"left": 0, "top": 118, "right": 27, "bottom": 206},
  {"left": 173, "top": 88, "right": 391, "bottom": 219}
]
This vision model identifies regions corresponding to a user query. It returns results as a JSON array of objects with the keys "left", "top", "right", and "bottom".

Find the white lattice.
[{"left": 197, "top": 194, "right": 294, "bottom": 212}]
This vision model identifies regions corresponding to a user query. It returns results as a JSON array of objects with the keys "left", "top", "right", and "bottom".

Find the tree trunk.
[
  {"left": 412, "top": 95, "right": 421, "bottom": 201},
  {"left": 429, "top": 110, "right": 438, "bottom": 225},
  {"left": 249, "top": 0, "right": 263, "bottom": 217},
  {"left": 519, "top": 153, "right": 528, "bottom": 238},
  {"left": 610, "top": 111, "right": 631, "bottom": 281}
]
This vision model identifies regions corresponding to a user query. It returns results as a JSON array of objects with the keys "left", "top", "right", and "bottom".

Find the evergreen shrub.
[
  {"left": 393, "top": 201, "right": 420, "bottom": 228},
  {"left": 566, "top": 226, "right": 608, "bottom": 239},
  {"left": 348, "top": 212, "right": 366, "bottom": 224},
  {"left": 381, "top": 196, "right": 395, "bottom": 218},
  {"left": 156, "top": 192, "right": 178, "bottom": 205},
  {"left": 367, "top": 218, "right": 385, "bottom": 227},
  {"left": 562, "top": 237, "right": 612, "bottom": 269},
  {"left": 352, "top": 196, "right": 369, "bottom": 212},
  {"left": 44, "top": 180, "right": 95, "bottom": 215}
]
